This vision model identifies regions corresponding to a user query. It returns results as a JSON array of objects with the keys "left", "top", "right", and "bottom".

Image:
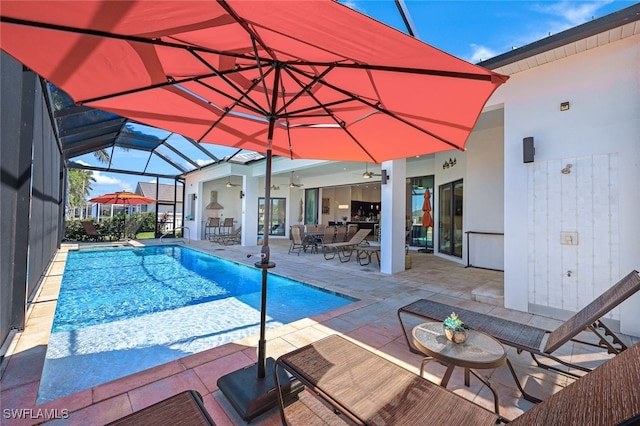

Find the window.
[
  {"left": 407, "top": 176, "right": 434, "bottom": 249},
  {"left": 304, "top": 188, "right": 319, "bottom": 225},
  {"left": 258, "top": 197, "right": 286, "bottom": 236}
]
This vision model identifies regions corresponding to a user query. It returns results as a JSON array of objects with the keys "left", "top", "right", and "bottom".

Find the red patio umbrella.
[
  {"left": 421, "top": 188, "right": 434, "bottom": 229},
  {"left": 1, "top": 1, "right": 508, "bottom": 418},
  {"left": 89, "top": 191, "right": 155, "bottom": 238},
  {"left": 89, "top": 191, "right": 155, "bottom": 206},
  {"left": 420, "top": 188, "right": 434, "bottom": 253}
]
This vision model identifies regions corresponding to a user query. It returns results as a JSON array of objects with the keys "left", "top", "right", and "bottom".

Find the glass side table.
[{"left": 412, "top": 321, "right": 506, "bottom": 415}]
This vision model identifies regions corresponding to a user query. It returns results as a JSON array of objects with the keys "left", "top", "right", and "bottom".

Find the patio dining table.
[{"left": 302, "top": 232, "right": 323, "bottom": 253}]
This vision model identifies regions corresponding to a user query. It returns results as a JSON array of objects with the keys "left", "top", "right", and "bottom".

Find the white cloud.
[
  {"left": 92, "top": 171, "right": 132, "bottom": 192},
  {"left": 533, "top": 0, "right": 613, "bottom": 26},
  {"left": 342, "top": 0, "right": 362, "bottom": 12},
  {"left": 514, "top": 1, "right": 614, "bottom": 47},
  {"left": 468, "top": 44, "right": 499, "bottom": 64}
]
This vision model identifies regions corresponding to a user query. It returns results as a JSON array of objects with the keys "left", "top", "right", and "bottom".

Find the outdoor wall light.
[
  {"left": 240, "top": 191, "right": 245, "bottom": 199},
  {"left": 338, "top": 204, "right": 349, "bottom": 209},
  {"left": 381, "top": 169, "right": 389, "bottom": 184},
  {"left": 523, "top": 137, "right": 535, "bottom": 163},
  {"left": 561, "top": 164, "right": 572, "bottom": 174},
  {"left": 560, "top": 101, "right": 570, "bottom": 111},
  {"left": 442, "top": 158, "right": 457, "bottom": 169}
]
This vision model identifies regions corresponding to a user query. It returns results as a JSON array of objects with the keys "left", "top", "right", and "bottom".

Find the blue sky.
[
  {"left": 342, "top": 0, "right": 635, "bottom": 62},
  {"left": 83, "top": 0, "right": 635, "bottom": 198}
]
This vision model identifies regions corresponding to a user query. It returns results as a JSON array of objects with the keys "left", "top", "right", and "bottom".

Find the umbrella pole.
[
  {"left": 256, "top": 148, "right": 275, "bottom": 378},
  {"left": 418, "top": 226, "right": 433, "bottom": 253},
  {"left": 217, "top": 147, "right": 303, "bottom": 421}
]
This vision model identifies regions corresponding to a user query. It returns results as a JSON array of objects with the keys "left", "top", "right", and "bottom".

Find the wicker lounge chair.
[
  {"left": 275, "top": 335, "right": 640, "bottom": 426},
  {"left": 123, "top": 216, "right": 142, "bottom": 239},
  {"left": 219, "top": 226, "right": 241, "bottom": 245},
  {"left": 288, "top": 226, "right": 305, "bottom": 255},
  {"left": 275, "top": 334, "right": 499, "bottom": 425},
  {"left": 509, "top": 341, "right": 640, "bottom": 425},
  {"left": 81, "top": 220, "right": 105, "bottom": 241},
  {"left": 398, "top": 270, "right": 640, "bottom": 380},
  {"left": 322, "top": 229, "right": 371, "bottom": 262},
  {"left": 106, "top": 390, "right": 216, "bottom": 425}
]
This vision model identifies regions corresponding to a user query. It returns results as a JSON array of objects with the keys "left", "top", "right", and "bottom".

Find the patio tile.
[
  {"left": 192, "top": 351, "right": 254, "bottom": 393},
  {"left": 46, "top": 393, "right": 131, "bottom": 426},
  {"left": 126, "top": 369, "right": 209, "bottom": 411},
  {"left": 92, "top": 359, "right": 187, "bottom": 402},
  {"left": 2, "top": 237, "right": 634, "bottom": 425}
]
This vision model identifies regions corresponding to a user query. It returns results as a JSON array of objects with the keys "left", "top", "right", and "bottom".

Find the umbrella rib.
[
  {"left": 0, "top": 16, "right": 258, "bottom": 60},
  {"left": 276, "top": 70, "right": 295, "bottom": 159},
  {"left": 0, "top": 16, "right": 501, "bottom": 84},
  {"left": 290, "top": 67, "right": 463, "bottom": 151},
  {"left": 251, "top": 35, "right": 274, "bottom": 113},
  {"left": 217, "top": 0, "right": 278, "bottom": 60},
  {"left": 281, "top": 68, "right": 377, "bottom": 162},
  {"left": 189, "top": 50, "right": 268, "bottom": 116},
  {"left": 197, "top": 72, "right": 272, "bottom": 142},
  {"left": 274, "top": 65, "right": 334, "bottom": 116},
  {"left": 305, "top": 61, "right": 500, "bottom": 82}
]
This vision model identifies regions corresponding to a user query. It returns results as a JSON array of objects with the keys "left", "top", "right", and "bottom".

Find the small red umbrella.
[
  {"left": 89, "top": 191, "right": 155, "bottom": 237},
  {"left": 421, "top": 188, "right": 434, "bottom": 228},
  {"left": 420, "top": 188, "right": 434, "bottom": 252},
  {"left": 90, "top": 191, "right": 155, "bottom": 206}
]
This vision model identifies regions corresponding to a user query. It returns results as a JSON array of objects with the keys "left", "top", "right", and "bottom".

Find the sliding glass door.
[
  {"left": 258, "top": 197, "right": 286, "bottom": 236},
  {"left": 439, "top": 179, "right": 463, "bottom": 257}
]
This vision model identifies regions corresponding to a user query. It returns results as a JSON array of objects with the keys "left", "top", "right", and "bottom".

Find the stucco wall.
[{"left": 499, "top": 35, "right": 640, "bottom": 334}]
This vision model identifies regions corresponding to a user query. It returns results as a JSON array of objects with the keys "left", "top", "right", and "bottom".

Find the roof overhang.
[{"left": 478, "top": 3, "right": 640, "bottom": 75}]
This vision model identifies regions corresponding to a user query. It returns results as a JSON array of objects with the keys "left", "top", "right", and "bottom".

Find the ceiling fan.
[
  {"left": 225, "top": 177, "right": 240, "bottom": 188},
  {"left": 289, "top": 172, "right": 304, "bottom": 188},
  {"left": 362, "top": 163, "right": 381, "bottom": 179}
]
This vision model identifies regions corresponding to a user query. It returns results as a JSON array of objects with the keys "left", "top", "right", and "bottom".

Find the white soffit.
[{"left": 493, "top": 21, "right": 640, "bottom": 76}]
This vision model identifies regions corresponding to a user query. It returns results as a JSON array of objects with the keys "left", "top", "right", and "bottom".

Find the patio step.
[{"left": 472, "top": 283, "right": 504, "bottom": 307}]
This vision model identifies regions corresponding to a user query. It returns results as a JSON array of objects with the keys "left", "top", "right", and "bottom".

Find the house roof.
[
  {"left": 136, "top": 182, "right": 184, "bottom": 203},
  {"left": 478, "top": 3, "right": 640, "bottom": 75}
]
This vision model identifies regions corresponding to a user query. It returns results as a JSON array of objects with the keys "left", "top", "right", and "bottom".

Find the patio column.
[
  {"left": 380, "top": 159, "right": 406, "bottom": 274},
  {"left": 241, "top": 175, "right": 259, "bottom": 246}
]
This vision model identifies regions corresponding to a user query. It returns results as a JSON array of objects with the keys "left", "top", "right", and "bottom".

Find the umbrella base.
[{"left": 217, "top": 357, "right": 304, "bottom": 422}]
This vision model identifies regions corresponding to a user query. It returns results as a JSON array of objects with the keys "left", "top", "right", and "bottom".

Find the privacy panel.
[{"left": 1, "top": 52, "right": 63, "bottom": 350}]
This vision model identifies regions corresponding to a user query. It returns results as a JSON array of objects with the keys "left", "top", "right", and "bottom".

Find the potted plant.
[{"left": 443, "top": 312, "right": 470, "bottom": 343}]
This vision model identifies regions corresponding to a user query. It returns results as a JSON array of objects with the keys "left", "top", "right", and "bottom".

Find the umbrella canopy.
[
  {"left": 89, "top": 191, "right": 155, "bottom": 205},
  {"left": 0, "top": 1, "right": 507, "bottom": 163},
  {"left": 90, "top": 191, "right": 155, "bottom": 239},
  {"left": 421, "top": 188, "right": 434, "bottom": 229},
  {"left": 1, "top": 1, "right": 508, "bottom": 412}
]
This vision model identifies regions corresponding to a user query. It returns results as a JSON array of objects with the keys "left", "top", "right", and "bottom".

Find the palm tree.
[{"left": 68, "top": 169, "right": 95, "bottom": 219}]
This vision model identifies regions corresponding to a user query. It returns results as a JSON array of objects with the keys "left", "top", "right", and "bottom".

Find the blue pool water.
[{"left": 37, "top": 245, "right": 355, "bottom": 403}]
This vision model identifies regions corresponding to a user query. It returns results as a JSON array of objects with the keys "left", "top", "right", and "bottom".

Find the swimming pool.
[{"left": 37, "top": 245, "right": 355, "bottom": 403}]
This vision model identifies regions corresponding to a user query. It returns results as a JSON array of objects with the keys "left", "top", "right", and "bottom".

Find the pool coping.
[{"left": 0, "top": 240, "right": 382, "bottom": 424}]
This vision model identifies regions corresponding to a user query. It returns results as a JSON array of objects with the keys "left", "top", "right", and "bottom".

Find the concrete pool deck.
[{"left": 1, "top": 239, "right": 637, "bottom": 425}]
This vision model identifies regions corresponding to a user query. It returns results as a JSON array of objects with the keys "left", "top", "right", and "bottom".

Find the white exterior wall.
[
  {"left": 498, "top": 35, "right": 640, "bottom": 334},
  {"left": 464, "top": 123, "right": 505, "bottom": 271}
]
